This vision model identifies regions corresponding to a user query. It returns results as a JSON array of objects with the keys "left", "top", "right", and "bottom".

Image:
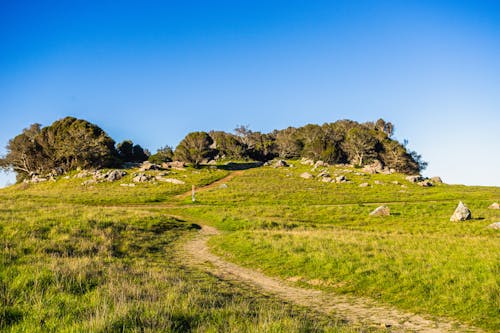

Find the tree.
[
  {"left": 343, "top": 127, "right": 378, "bottom": 166},
  {"left": 174, "top": 132, "right": 214, "bottom": 166},
  {"left": 148, "top": 146, "right": 173, "bottom": 164},
  {"left": 117, "top": 140, "right": 134, "bottom": 161},
  {"left": 275, "top": 127, "right": 303, "bottom": 159},
  {"left": 209, "top": 131, "right": 245, "bottom": 159},
  {"left": 0, "top": 117, "right": 118, "bottom": 180}
]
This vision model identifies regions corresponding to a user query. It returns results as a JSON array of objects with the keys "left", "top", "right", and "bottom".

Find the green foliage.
[
  {"left": 174, "top": 131, "right": 214, "bottom": 166},
  {"left": 117, "top": 140, "right": 149, "bottom": 163},
  {"left": 148, "top": 145, "right": 174, "bottom": 164},
  {"left": 1, "top": 117, "right": 117, "bottom": 180}
]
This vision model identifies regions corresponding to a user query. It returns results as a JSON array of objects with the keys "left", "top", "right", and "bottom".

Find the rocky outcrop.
[
  {"left": 362, "top": 160, "right": 383, "bottom": 174},
  {"left": 369, "top": 205, "right": 390, "bottom": 216},
  {"left": 133, "top": 173, "right": 151, "bottom": 183},
  {"left": 450, "top": 201, "right": 472, "bottom": 222},
  {"left": 140, "top": 161, "right": 162, "bottom": 171}
]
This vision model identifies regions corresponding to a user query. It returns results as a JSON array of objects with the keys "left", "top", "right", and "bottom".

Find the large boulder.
[
  {"left": 133, "top": 173, "right": 151, "bottom": 183},
  {"left": 140, "top": 161, "right": 162, "bottom": 171},
  {"left": 450, "top": 201, "right": 472, "bottom": 222},
  {"left": 418, "top": 180, "right": 433, "bottom": 187},
  {"left": 430, "top": 176, "right": 443, "bottom": 184},
  {"left": 106, "top": 170, "right": 126, "bottom": 182},
  {"left": 488, "top": 202, "right": 499, "bottom": 210},
  {"left": 406, "top": 175, "right": 423, "bottom": 183},
  {"left": 362, "top": 160, "right": 383, "bottom": 174},
  {"left": 300, "top": 172, "right": 314, "bottom": 179},
  {"left": 369, "top": 205, "right": 390, "bottom": 216}
]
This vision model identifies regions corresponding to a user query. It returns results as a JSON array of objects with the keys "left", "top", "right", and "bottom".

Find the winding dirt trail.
[{"left": 182, "top": 225, "right": 482, "bottom": 333}]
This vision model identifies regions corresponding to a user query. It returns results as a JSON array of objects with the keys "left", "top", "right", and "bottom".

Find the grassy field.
[
  {"left": 1, "top": 162, "right": 499, "bottom": 331},
  {"left": 0, "top": 166, "right": 354, "bottom": 332},
  {"left": 174, "top": 163, "right": 500, "bottom": 331}
]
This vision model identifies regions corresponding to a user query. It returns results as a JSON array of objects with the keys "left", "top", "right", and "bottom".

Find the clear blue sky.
[{"left": 1, "top": 0, "right": 499, "bottom": 187}]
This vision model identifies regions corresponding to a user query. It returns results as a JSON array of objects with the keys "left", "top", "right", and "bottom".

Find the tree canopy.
[{"left": 1, "top": 116, "right": 426, "bottom": 182}]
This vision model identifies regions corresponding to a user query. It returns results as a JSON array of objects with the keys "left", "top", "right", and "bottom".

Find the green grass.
[
  {"left": 173, "top": 162, "right": 500, "bottom": 331},
  {"left": 0, "top": 165, "right": 358, "bottom": 332},
  {"left": 1, "top": 162, "right": 499, "bottom": 331}
]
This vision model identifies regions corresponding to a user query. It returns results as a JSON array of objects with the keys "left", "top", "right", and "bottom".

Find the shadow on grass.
[{"left": 212, "top": 162, "right": 264, "bottom": 171}]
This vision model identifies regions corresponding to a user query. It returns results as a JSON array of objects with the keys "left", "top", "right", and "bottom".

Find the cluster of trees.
[
  {"left": 0, "top": 116, "right": 426, "bottom": 182},
  {"left": 173, "top": 119, "right": 426, "bottom": 173},
  {"left": 0, "top": 117, "right": 149, "bottom": 181}
]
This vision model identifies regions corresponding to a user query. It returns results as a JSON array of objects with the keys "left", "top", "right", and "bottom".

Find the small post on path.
[{"left": 191, "top": 185, "right": 196, "bottom": 203}]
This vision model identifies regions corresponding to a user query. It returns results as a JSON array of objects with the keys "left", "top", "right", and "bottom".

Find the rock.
[
  {"left": 207, "top": 159, "right": 217, "bottom": 165},
  {"left": 263, "top": 161, "right": 271, "bottom": 166},
  {"left": 106, "top": 170, "right": 126, "bottom": 182},
  {"left": 487, "top": 222, "right": 500, "bottom": 229},
  {"left": 120, "top": 183, "right": 136, "bottom": 187},
  {"left": 219, "top": 183, "right": 228, "bottom": 189},
  {"left": 450, "top": 201, "right": 472, "bottom": 222},
  {"left": 162, "top": 161, "right": 186, "bottom": 170},
  {"left": 362, "top": 160, "right": 383, "bottom": 174},
  {"left": 406, "top": 175, "right": 423, "bottom": 183},
  {"left": 300, "top": 158, "right": 314, "bottom": 166},
  {"left": 374, "top": 180, "right": 383, "bottom": 185},
  {"left": 418, "top": 180, "right": 433, "bottom": 187},
  {"left": 430, "top": 176, "right": 443, "bottom": 184},
  {"left": 321, "top": 177, "right": 333, "bottom": 183},
  {"left": 140, "top": 161, "right": 162, "bottom": 171},
  {"left": 157, "top": 178, "right": 185, "bottom": 185},
  {"left": 359, "top": 182, "right": 369, "bottom": 187},
  {"left": 133, "top": 173, "right": 151, "bottom": 183},
  {"left": 336, "top": 175, "right": 347, "bottom": 183},
  {"left": 369, "top": 205, "right": 390, "bottom": 216},
  {"left": 391, "top": 181, "right": 400, "bottom": 185},
  {"left": 300, "top": 172, "right": 314, "bottom": 179},
  {"left": 314, "top": 160, "right": 329, "bottom": 168},
  {"left": 317, "top": 170, "right": 330, "bottom": 178},
  {"left": 274, "top": 160, "right": 288, "bottom": 168},
  {"left": 488, "top": 202, "right": 499, "bottom": 210}
]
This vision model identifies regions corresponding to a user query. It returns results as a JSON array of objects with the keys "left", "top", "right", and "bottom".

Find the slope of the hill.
[
  {"left": 1, "top": 161, "right": 498, "bottom": 331},
  {"left": 172, "top": 161, "right": 500, "bottom": 331}
]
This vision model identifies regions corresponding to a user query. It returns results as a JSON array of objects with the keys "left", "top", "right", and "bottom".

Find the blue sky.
[{"left": 1, "top": 0, "right": 499, "bottom": 186}]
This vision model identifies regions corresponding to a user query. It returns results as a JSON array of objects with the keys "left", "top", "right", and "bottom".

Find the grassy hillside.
[
  {"left": 1, "top": 162, "right": 499, "bottom": 331},
  {"left": 174, "top": 163, "right": 500, "bottom": 331},
  {"left": 0, "top": 166, "right": 353, "bottom": 332}
]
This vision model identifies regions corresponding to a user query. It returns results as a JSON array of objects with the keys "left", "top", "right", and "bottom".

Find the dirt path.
[
  {"left": 176, "top": 170, "right": 244, "bottom": 199},
  {"left": 182, "top": 225, "right": 482, "bottom": 333}
]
